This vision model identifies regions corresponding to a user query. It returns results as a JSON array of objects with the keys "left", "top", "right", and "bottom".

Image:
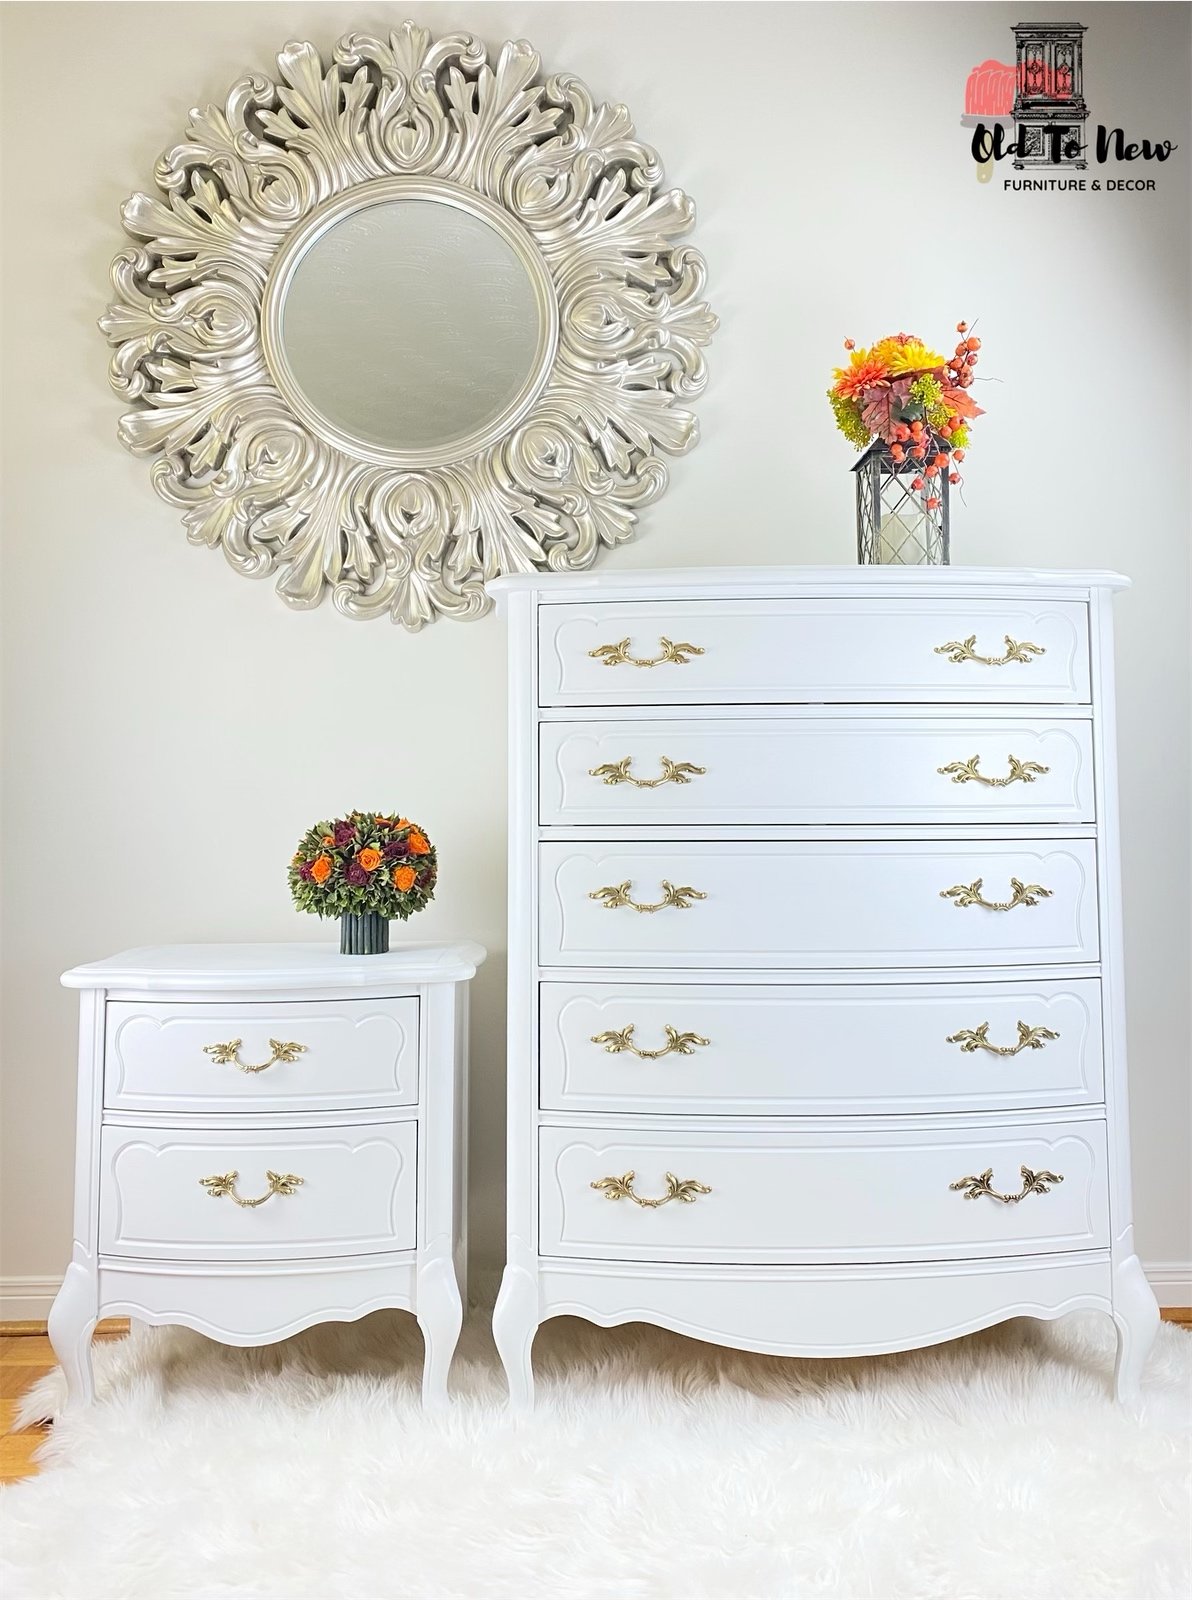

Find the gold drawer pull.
[
  {"left": 589, "top": 880, "right": 707, "bottom": 913},
  {"left": 947, "top": 1021, "right": 1061, "bottom": 1056},
  {"left": 941, "top": 877, "right": 1052, "bottom": 912},
  {"left": 937, "top": 754, "right": 1050, "bottom": 787},
  {"left": 589, "top": 756, "right": 707, "bottom": 788},
  {"left": 950, "top": 1165, "right": 1064, "bottom": 1204},
  {"left": 202, "top": 1039, "right": 307, "bottom": 1074},
  {"left": 591, "top": 1024, "right": 710, "bottom": 1059},
  {"left": 199, "top": 1169, "right": 304, "bottom": 1208},
  {"left": 588, "top": 637, "right": 704, "bottom": 668},
  {"left": 934, "top": 634, "right": 1046, "bottom": 667},
  {"left": 591, "top": 1170, "right": 712, "bottom": 1208}
]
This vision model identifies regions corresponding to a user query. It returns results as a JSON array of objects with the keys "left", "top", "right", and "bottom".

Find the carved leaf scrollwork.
[{"left": 100, "top": 24, "right": 716, "bottom": 628}]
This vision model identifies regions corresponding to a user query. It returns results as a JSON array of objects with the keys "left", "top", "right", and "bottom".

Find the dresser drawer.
[
  {"left": 540, "top": 717, "right": 1095, "bottom": 826},
  {"left": 538, "top": 599, "right": 1090, "bottom": 706},
  {"left": 98, "top": 1121, "right": 417, "bottom": 1261},
  {"left": 539, "top": 1119, "right": 1109, "bottom": 1264},
  {"left": 104, "top": 999, "right": 419, "bottom": 1113},
  {"left": 540, "top": 978, "right": 1105, "bottom": 1115},
  {"left": 539, "top": 840, "right": 1099, "bottom": 969}
]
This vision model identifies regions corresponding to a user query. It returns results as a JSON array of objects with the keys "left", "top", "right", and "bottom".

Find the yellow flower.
[{"left": 873, "top": 337, "right": 945, "bottom": 375}]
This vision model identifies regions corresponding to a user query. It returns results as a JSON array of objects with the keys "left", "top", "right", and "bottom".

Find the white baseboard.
[
  {"left": 1142, "top": 1262, "right": 1192, "bottom": 1309},
  {"left": 4, "top": 1265, "right": 1190, "bottom": 1324},
  {"left": 0, "top": 1277, "right": 63, "bottom": 1322}
]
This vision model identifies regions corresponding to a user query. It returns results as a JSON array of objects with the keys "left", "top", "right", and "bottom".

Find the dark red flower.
[
  {"left": 333, "top": 821, "right": 356, "bottom": 847},
  {"left": 345, "top": 862, "right": 369, "bottom": 886},
  {"left": 383, "top": 840, "right": 409, "bottom": 861}
]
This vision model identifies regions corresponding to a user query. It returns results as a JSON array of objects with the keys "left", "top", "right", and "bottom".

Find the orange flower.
[
  {"left": 357, "top": 847, "right": 383, "bottom": 872},
  {"left": 322, "top": 834, "right": 335, "bottom": 845},
  {"left": 407, "top": 829, "right": 430, "bottom": 856},
  {"left": 395, "top": 817, "right": 411, "bottom": 828},
  {"left": 310, "top": 854, "right": 333, "bottom": 885},
  {"left": 832, "top": 349, "right": 889, "bottom": 399},
  {"left": 393, "top": 865, "right": 416, "bottom": 891}
]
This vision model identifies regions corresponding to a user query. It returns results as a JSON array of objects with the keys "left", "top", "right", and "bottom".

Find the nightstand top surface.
[{"left": 62, "top": 941, "right": 486, "bottom": 991}]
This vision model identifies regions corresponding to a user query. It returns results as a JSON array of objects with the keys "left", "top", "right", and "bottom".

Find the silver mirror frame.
[{"left": 100, "top": 24, "right": 717, "bottom": 628}]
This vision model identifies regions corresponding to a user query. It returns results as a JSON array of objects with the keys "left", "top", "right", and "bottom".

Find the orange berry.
[
  {"left": 844, "top": 338, "right": 855, "bottom": 350},
  {"left": 934, "top": 453, "right": 948, "bottom": 468},
  {"left": 890, "top": 443, "right": 905, "bottom": 462},
  {"left": 925, "top": 465, "right": 939, "bottom": 478},
  {"left": 966, "top": 337, "right": 981, "bottom": 350},
  {"left": 912, "top": 445, "right": 927, "bottom": 460},
  {"left": 926, "top": 496, "right": 941, "bottom": 509},
  {"left": 956, "top": 321, "right": 968, "bottom": 333},
  {"left": 911, "top": 476, "right": 925, "bottom": 491},
  {"left": 949, "top": 473, "right": 961, "bottom": 484},
  {"left": 954, "top": 449, "right": 966, "bottom": 462}
]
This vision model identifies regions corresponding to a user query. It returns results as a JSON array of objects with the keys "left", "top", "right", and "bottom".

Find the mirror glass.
[{"left": 279, "top": 196, "right": 545, "bottom": 455}]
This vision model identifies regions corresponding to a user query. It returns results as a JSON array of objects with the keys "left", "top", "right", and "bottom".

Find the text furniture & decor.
[
  {"left": 490, "top": 566, "right": 1157, "bottom": 1406},
  {"left": 50, "top": 942, "right": 483, "bottom": 1407}
]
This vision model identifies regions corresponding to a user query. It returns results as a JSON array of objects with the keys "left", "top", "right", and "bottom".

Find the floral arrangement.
[
  {"left": 828, "top": 324, "right": 985, "bottom": 507},
  {"left": 289, "top": 812, "right": 437, "bottom": 922}
]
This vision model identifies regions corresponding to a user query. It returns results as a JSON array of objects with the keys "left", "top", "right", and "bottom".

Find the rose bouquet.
[
  {"left": 290, "top": 811, "right": 437, "bottom": 953},
  {"left": 829, "top": 323, "right": 985, "bottom": 508}
]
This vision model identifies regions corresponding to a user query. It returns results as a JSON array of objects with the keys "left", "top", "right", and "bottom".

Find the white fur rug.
[{"left": 2, "top": 1305, "right": 1189, "bottom": 1600}]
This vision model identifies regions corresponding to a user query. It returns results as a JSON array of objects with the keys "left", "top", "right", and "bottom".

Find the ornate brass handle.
[
  {"left": 940, "top": 877, "right": 1052, "bottom": 911},
  {"left": 591, "top": 1170, "right": 712, "bottom": 1208},
  {"left": 947, "top": 1021, "right": 1061, "bottom": 1056},
  {"left": 199, "top": 1170, "right": 304, "bottom": 1208},
  {"left": 588, "top": 637, "right": 705, "bottom": 668},
  {"left": 589, "top": 880, "right": 707, "bottom": 913},
  {"left": 590, "top": 1024, "right": 710, "bottom": 1059},
  {"left": 202, "top": 1039, "right": 307, "bottom": 1074},
  {"left": 937, "top": 754, "right": 1050, "bottom": 787},
  {"left": 950, "top": 1165, "right": 1064, "bottom": 1204},
  {"left": 589, "top": 756, "right": 707, "bottom": 789},
  {"left": 934, "top": 635, "right": 1046, "bottom": 667}
]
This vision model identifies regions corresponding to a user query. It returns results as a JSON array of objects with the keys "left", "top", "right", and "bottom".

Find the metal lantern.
[{"left": 853, "top": 442, "right": 950, "bottom": 566}]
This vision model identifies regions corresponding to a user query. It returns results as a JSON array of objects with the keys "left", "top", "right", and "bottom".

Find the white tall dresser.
[{"left": 490, "top": 568, "right": 1158, "bottom": 1406}]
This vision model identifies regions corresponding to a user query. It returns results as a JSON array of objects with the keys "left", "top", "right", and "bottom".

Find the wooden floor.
[{"left": 3, "top": 1310, "right": 1190, "bottom": 1484}]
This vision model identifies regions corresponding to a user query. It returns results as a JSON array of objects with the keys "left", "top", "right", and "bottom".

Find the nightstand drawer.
[
  {"left": 539, "top": 839, "right": 1099, "bottom": 969},
  {"left": 538, "top": 598, "right": 1091, "bottom": 706},
  {"left": 98, "top": 1120, "right": 417, "bottom": 1261},
  {"left": 540, "top": 716, "right": 1095, "bottom": 826},
  {"left": 540, "top": 978, "right": 1105, "bottom": 1116},
  {"left": 104, "top": 998, "right": 419, "bottom": 1113},
  {"left": 539, "top": 1119, "right": 1109, "bottom": 1265}
]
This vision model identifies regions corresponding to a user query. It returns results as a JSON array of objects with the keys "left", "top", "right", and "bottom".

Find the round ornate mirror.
[
  {"left": 263, "top": 180, "right": 558, "bottom": 467},
  {"left": 101, "top": 25, "right": 716, "bottom": 627}
]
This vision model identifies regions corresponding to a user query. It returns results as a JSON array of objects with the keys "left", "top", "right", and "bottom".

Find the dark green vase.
[{"left": 339, "top": 911, "right": 390, "bottom": 955}]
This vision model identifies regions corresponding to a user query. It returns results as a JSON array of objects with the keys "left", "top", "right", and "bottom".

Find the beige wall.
[{"left": 2, "top": 2, "right": 1189, "bottom": 1296}]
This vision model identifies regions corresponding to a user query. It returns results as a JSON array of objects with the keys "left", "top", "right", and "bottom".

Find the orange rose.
[
  {"left": 310, "top": 854, "right": 333, "bottom": 885},
  {"left": 396, "top": 817, "right": 411, "bottom": 828},
  {"left": 322, "top": 834, "right": 335, "bottom": 845},
  {"left": 393, "top": 865, "right": 416, "bottom": 891},
  {"left": 407, "top": 829, "right": 430, "bottom": 856},
  {"left": 357, "top": 847, "right": 383, "bottom": 873}
]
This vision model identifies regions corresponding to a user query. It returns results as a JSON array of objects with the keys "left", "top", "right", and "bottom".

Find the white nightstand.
[{"left": 50, "top": 941, "right": 484, "bottom": 1407}]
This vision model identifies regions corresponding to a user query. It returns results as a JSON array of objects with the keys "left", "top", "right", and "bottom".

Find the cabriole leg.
[
  {"left": 1112, "top": 1253, "right": 1160, "bottom": 1402},
  {"left": 416, "top": 1258, "right": 463, "bottom": 1409},
  {"left": 47, "top": 1261, "right": 97, "bottom": 1410},
  {"left": 493, "top": 1263, "right": 539, "bottom": 1411}
]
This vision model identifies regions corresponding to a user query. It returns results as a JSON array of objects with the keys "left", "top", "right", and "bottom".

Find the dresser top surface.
[
  {"left": 62, "top": 941, "right": 486, "bottom": 992},
  {"left": 488, "top": 566, "right": 1128, "bottom": 600}
]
